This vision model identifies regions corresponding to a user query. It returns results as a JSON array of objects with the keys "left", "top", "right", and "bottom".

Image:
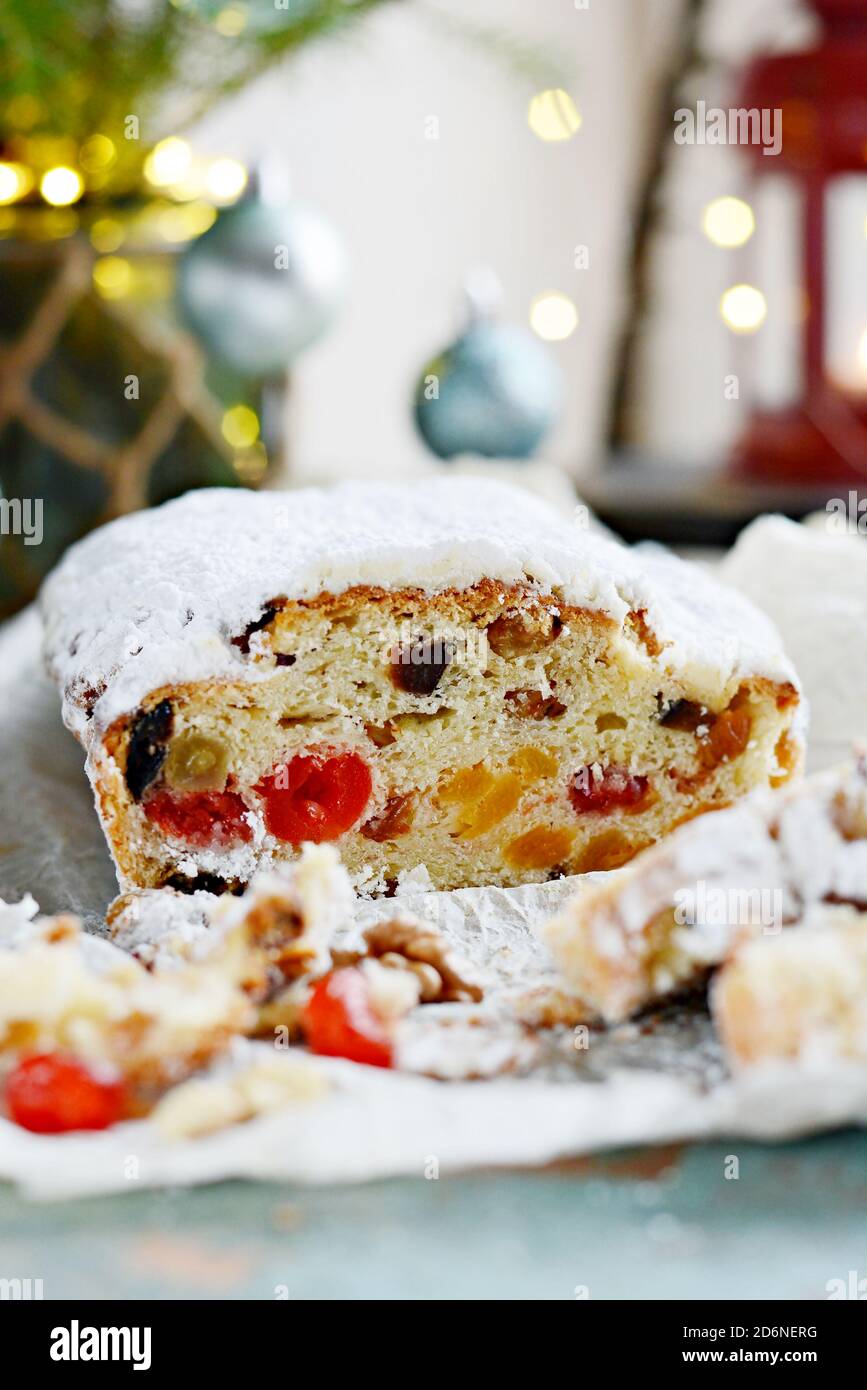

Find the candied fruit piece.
[
  {"left": 626, "top": 608, "right": 663, "bottom": 657},
  {"left": 164, "top": 733, "right": 229, "bottom": 792},
  {"left": 256, "top": 749, "right": 372, "bottom": 844},
  {"left": 125, "top": 700, "right": 173, "bottom": 801},
  {"left": 361, "top": 792, "right": 416, "bottom": 842},
  {"left": 509, "top": 746, "right": 559, "bottom": 783},
  {"left": 301, "top": 968, "right": 393, "bottom": 1068},
  {"left": 659, "top": 698, "right": 710, "bottom": 733},
  {"left": 770, "top": 730, "right": 800, "bottom": 788},
  {"left": 5, "top": 1053, "right": 125, "bottom": 1133},
  {"left": 699, "top": 704, "right": 751, "bottom": 768},
  {"left": 144, "top": 789, "right": 252, "bottom": 846},
  {"left": 437, "top": 764, "right": 496, "bottom": 805},
  {"left": 456, "top": 773, "right": 522, "bottom": 839},
  {"left": 574, "top": 829, "right": 645, "bottom": 873},
  {"left": 569, "top": 765, "right": 650, "bottom": 815},
  {"left": 487, "top": 610, "right": 561, "bottom": 659},
  {"left": 505, "top": 825, "right": 575, "bottom": 871},
  {"left": 389, "top": 635, "right": 453, "bottom": 695},
  {"left": 504, "top": 688, "right": 567, "bottom": 720}
]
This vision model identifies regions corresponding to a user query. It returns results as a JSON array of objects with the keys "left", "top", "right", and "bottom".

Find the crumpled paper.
[{"left": 1, "top": 607, "right": 867, "bottom": 1200}]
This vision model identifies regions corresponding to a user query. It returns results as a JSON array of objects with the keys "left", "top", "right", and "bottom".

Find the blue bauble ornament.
[
  {"left": 415, "top": 274, "right": 560, "bottom": 459},
  {"left": 177, "top": 171, "right": 346, "bottom": 377}
]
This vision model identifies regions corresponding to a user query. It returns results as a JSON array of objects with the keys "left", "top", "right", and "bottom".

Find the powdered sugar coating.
[{"left": 40, "top": 478, "right": 799, "bottom": 740}]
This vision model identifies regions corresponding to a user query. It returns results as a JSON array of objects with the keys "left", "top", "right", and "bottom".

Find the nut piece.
[{"left": 363, "top": 917, "right": 484, "bottom": 1003}]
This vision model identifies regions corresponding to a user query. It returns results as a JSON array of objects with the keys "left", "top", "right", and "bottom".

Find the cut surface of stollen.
[{"left": 41, "top": 477, "right": 803, "bottom": 894}]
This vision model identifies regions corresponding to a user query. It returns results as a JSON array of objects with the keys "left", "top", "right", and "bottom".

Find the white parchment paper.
[{"left": 1, "top": 607, "right": 866, "bottom": 1200}]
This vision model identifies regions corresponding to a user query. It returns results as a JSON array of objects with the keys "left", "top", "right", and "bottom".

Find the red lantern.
[{"left": 731, "top": 0, "right": 867, "bottom": 484}]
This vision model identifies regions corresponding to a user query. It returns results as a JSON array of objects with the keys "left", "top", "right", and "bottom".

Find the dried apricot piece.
[
  {"left": 509, "top": 746, "right": 559, "bottom": 783},
  {"left": 437, "top": 764, "right": 496, "bottom": 805},
  {"left": 456, "top": 773, "right": 522, "bottom": 839},
  {"left": 574, "top": 830, "right": 644, "bottom": 874},
  {"left": 505, "top": 825, "right": 574, "bottom": 870}
]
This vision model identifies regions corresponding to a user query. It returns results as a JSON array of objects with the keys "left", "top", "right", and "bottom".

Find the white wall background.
[{"left": 192, "top": 0, "right": 814, "bottom": 482}]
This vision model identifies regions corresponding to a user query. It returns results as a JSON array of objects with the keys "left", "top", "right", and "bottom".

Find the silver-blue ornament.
[
  {"left": 415, "top": 271, "right": 560, "bottom": 460},
  {"left": 176, "top": 166, "right": 346, "bottom": 377}
]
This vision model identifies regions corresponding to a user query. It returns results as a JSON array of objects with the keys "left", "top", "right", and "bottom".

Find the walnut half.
[{"left": 362, "top": 917, "right": 484, "bottom": 1004}]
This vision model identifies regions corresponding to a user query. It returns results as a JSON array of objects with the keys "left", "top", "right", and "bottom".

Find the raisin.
[
  {"left": 361, "top": 793, "right": 416, "bottom": 842},
  {"left": 125, "top": 700, "right": 173, "bottom": 801},
  {"left": 504, "top": 688, "right": 567, "bottom": 720},
  {"left": 275, "top": 653, "right": 296, "bottom": 667},
  {"left": 232, "top": 604, "right": 279, "bottom": 655},
  {"left": 389, "top": 635, "right": 453, "bottom": 695},
  {"left": 659, "top": 698, "right": 710, "bottom": 733},
  {"left": 163, "top": 871, "right": 245, "bottom": 895}
]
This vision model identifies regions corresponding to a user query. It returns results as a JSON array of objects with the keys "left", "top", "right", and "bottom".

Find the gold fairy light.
[
  {"left": 92, "top": 256, "right": 133, "bottom": 299},
  {"left": 0, "top": 163, "right": 32, "bottom": 204},
  {"left": 144, "top": 137, "right": 192, "bottom": 189},
  {"left": 80, "top": 135, "right": 117, "bottom": 173},
  {"left": 702, "top": 196, "right": 755, "bottom": 248},
  {"left": 157, "top": 202, "right": 217, "bottom": 242},
  {"left": 221, "top": 405, "right": 260, "bottom": 449},
  {"left": 530, "top": 291, "right": 578, "bottom": 341},
  {"left": 720, "top": 283, "right": 767, "bottom": 333},
  {"left": 90, "top": 217, "right": 125, "bottom": 253},
  {"left": 528, "top": 89, "right": 582, "bottom": 142},
  {"left": 215, "top": 4, "right": 248, "bottom": 36},
  {"left": 205, "top": 157, "right": 248, "bottom": 204},
  {"left": 40, "top": 166, "right": 84, "bottom": 206}
]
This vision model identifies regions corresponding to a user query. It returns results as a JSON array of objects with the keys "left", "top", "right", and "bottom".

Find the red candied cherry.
[
  {"left": 143, "top": 789, "right": 253, "bottom": 846},
  {"left": 256, "top": 749, "right": 372, "bottom": 845},
  {"left": 569, "top": 764, "right": 650, "bottom": 815},
  {"left": 301, "top": 968, "right": 393, "bottom": 1068},
  {"left": 5, "top": 1053, "right": 126, "bottom": 1133}
]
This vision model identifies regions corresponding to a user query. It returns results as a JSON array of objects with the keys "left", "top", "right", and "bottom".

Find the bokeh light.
[
  {"left": 221, "top": 404, "right": 260, "bottom": 449},
  {"left": 720, "top": 283, "right": 767, "bottom": 333},
  {"left": 205, "top": 158, "right": 248, "bottom": 203},
  {"left": 528, "top": 89, "right": 582, "bottom": 142},
  {"left": 702, "top": 196, "right": 755, "bottom": 248},
  {"left": 144, "top": 137, "right": 192, "bottom": 188},
  {"left": 40, "top": 166, "right": 84, "bottom": 206},
  {"left": 530, "top": 291, "right": 578, "bottom": 341},
  {"left": 92, "top": 256, "right": 133, "bottom": 299}
]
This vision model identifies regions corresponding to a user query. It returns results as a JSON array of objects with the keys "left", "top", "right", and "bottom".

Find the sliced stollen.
[
  {"left": 41, "top": 477, "right": 803, "bottom": 894},
  {"left": 712, "top": 905, "right": 867, "bottom": 1068},
  {"left": 543, "top": 756, "right": 867, "bottom": 1023}
]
